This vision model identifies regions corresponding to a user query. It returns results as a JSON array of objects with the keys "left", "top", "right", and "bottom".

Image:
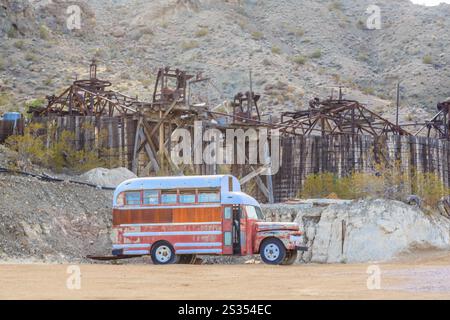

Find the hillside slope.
[{"left": 0, "top": 0, "right": 449, "bottom": 124}]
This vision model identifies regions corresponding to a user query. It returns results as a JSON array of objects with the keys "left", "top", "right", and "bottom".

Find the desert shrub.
[
  {"left": 251, "top": 31, "right": 264, "bottom": 40},
  {"left": 181, "top": 40, "right": 199, "bottom": 51},
  {"left": 5, "top": 123, "right": 47, "bottom": 166},
  {"left": 195, "top": 27, "right": 209, "bottom": 37},
  {"left": 310, "top": 49, "right": 322, "bottom": 59},
  {"left": 6, "top": 125, "right": 118, "bottom": 173},
  {"left": 24, "top": 52, "right": 38, "bottom": 62},
  {"left": 0, "top": 56, "right": 5, "bottom": 71},
  {"left": 14, "top": 40, "right": 25, "bottom": 49},
  {"left": 0, "top": 93, "right": 13, "bottom": 107},
  {"left": 43, "top": 77, "right": 53, "bottom": 86},
  {"left": 271, "top": 46, "right": 281, "bottom": 54},
  {"left": 292, "top": 55, "right": 307, "bottom": 65},
  {"left": 289, "top": 27, "right": 304, "bottom": 37},
  {"left": 7, "top": 27, "right": 18, "bottom": 38},
  {"left": 423, "top": 55, "right": 433, "bottom": 65},
  {"left": 412, "top": 171, "right": 449, "bottom": 208},
  {"left": 362, "top": 86, "right": 375, "bottom": 95},
  {"left": 25, "top": 98, "right": 46, "bottom": 109},
  {"left": 299, "top": 164, "right": 449, "bottom": 210},
  {"left": 328, "top": 1, "right": 342, "bottom": 11},
  {"left": 358, "top": 52, "right": 369, "bottom": 62},
  {"left": 356, "top": 19, "right": 366, "bottom": 30},
  {"left": 39, "top": 24, "right": 50, "bottom": 40}
]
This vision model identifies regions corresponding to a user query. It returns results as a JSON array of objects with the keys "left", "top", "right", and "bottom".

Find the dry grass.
[
  {"left": 300, "top": 162, "right": 450, "bottom": 210},
  {"left": 6, "top": 124, "right": 119, "bottom": 173}
]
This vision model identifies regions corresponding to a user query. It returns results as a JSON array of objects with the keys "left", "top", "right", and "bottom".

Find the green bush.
[
  {"left": 14, "top": 40, "right": 25, "bottom": 49},
  {"left": 24, "top": 52, "right": 38, "bottom": 62},
  {"left": 271, "top": 46, "right": 281, "bottom": 54},
  {"left": 423, "top": 55, "right": 433, "bottom": 65},
  {"left": 328, "top": 1, "right": 342, "bottom": 11},
  {"left": 0, "top": 93, "right": 13, "bottom": 107},
  {"left": 251, "top": 31, "right": 264, "bottom": 40},
  {"left": 6, "top": 124, "right": 119, "bottom": 173},
  {"left": 39, "top": 24, "right": 50, "bottom": 40},
  {"left": 292, "top": 55, "right": 307, "bottom": 65},
  {"left": 195, "top": 28, "right": 209, "bottom": 37},
  {"left": 310, "top": 49, "right": 322, "bottom": 59},
  {"left": 181, "top": 40, "right": 199, "bottom": 51},
  {"left": 300, "top": 164, "right": 450, "bottom": 210},
  {"left": 7, "top": 27, "right": 18, "bottom": 38}
]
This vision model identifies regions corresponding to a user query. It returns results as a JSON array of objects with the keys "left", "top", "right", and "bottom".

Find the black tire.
[
  {"left": 260, "top": 238, "right": 286, "bottom": 265},
  {"left": 282, "top": 250, "right": 298, "bottom": 265},
  {"left": 150, "top": 241, "right": 177, "bottom": 265},
  {"left": 177, "top": 254, "right": 196, "bottom": 264}
]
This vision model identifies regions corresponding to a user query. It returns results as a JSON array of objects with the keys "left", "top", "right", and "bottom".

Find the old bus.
[{"left": 111, "top": 175, "right": 307, "bottom": 265}]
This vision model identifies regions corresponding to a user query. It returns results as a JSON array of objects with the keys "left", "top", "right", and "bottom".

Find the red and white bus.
[{"left": 111, "top": 175, "right": 307, "bottom": 265}]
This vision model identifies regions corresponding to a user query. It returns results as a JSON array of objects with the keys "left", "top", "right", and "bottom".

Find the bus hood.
[{"left": 255, "top": 222, "right": 300, "bottom": 232}]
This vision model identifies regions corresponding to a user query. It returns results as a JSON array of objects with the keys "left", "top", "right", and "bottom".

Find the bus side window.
[
  {"left": 224, "top": 207, "right": 232, "bottom": 219},
  {"left": 180, "top": 191, "right": 196, "bottom": 204},
  {"left": 143, "top": 190, "right": 159, "bottom": 205},
  {"left": 198, "top": 191, "right": 220, "bottom": 203},
  {"left": 125, "top": 191, "right": 141, "bottom": 205},
  {"left": 161, "top": 192, "right": 177, "bottom": 204}
]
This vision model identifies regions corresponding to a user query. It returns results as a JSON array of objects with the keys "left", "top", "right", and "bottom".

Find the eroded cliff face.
[{"left": 263, "top": 199, "right": 450, "bottom": 263}]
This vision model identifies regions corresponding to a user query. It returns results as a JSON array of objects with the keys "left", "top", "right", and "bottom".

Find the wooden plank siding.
[{"left": 113, "top": 207, "right": 222, "bottom": 226}]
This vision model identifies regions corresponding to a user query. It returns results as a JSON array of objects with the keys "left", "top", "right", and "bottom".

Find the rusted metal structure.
[
  {"left": 279, "top": 98, "right": 411, "bottom": 137},
  {"left": 415, "top": 99, "right": 450, "bottom": 140},
  {"left": 20, "top": 60, "right": 450, "bottom": 203},
  {"left": 29, "top": 60, "right": 138, "bottom": 117},
  {"left": 230, "top": 91, "right": 261, "bottom": 124}
]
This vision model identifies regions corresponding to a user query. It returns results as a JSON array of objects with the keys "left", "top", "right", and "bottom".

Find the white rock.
[
  {"left": 78, "top": 167, "right": 137, "bottom": 188},
  {"left": 262, "top": 199, "right": 450, "bottom": 264}
]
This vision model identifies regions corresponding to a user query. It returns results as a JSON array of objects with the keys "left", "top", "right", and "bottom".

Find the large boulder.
[
  {"left": 262, "top": 199, "right": 450, "bottom": 264},
  {"left": 78, "top": 167, "right": 137, "bottom": 188}
]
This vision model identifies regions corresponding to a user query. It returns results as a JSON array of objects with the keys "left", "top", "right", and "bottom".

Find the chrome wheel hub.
[
  {"left": 155, "top": 245, "right": 172, "bottom": 263},
  {"left": 264, "top": 244, "right": 280, "bottom": 261}
]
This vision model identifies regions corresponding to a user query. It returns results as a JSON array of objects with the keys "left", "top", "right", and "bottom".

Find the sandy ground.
[{"left": 1, "top": 253, "right": 450, "bottom": 300}]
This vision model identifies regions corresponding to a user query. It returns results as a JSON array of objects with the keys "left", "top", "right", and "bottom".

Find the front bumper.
[{"left": 289, "top": 235, "right": 308, "bottom": 251}]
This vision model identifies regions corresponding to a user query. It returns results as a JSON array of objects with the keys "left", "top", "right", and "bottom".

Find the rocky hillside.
[{"left": 1, "top": 0, "right": 449, "bottom": 124}]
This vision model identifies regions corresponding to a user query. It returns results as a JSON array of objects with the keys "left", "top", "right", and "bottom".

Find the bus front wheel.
[
  {"left": 260, "top": 238, "right": 286, "bottom": 265},
  {"left": 151, "top": 241, "right": 177, "bottom": 265}
]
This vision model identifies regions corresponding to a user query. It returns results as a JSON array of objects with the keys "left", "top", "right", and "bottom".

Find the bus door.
[
  {"left": 222, "top": 205, "right": 241, "bottom": 255},
  {"left": 222, "top": 206, "right": 233, "bottom": 255},
  {"left": 232, "top": 205, "right": 242, "bottom": 255}
]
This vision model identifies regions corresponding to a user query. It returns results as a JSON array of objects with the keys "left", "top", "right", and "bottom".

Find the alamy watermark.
[
  {"left": 366, "top": 5, "right": 382, "bottom": 30},
  {"left": 66, "top": 265, "right": 81, "bottom": 290},
  {"left": 171, "top": 121, "right": 281, "bottom": 175},
  {"left": 366, "top": 265, "right": 381, "bottom": 290},
  {"left": 66, "top": 5, "right": 82, "bottom": 30}
]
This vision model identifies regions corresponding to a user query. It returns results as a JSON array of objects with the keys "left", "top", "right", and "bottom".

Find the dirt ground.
[{"left": 1, "top": 252, "right": 450, "bottom": 300}]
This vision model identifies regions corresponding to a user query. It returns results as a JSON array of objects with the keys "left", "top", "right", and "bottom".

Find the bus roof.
[
  {"left": 115, "top": 175, "right": 241, "bottom": 194},
  {"left": 113, "top": 175, "right": 260, "bottom": 207}
]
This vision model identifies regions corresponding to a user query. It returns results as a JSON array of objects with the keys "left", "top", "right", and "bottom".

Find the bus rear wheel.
[
  {"left": 260, "top": 238, "right": 286, "bottom": 265},
  {"left": 151, "top": 241, "right": 176, "bottom": 265}
]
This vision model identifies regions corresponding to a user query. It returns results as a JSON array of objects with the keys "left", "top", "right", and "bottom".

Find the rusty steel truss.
[
  {"left": 30, "top": 60, "right": 139, "bottom": 117},
  {"left": 415, "top": 99, "right": 450, "bottom": 140},
  {"left": 230, "top": 91, "right": 261, "bottom": 124},
  {"left": 279, "top": 98, "right": 411, "bottom": 137}
]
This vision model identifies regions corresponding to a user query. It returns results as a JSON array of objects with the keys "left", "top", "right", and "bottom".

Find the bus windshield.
[{"left": 245, "top": 206, "right": 265, "bottom": 221}]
